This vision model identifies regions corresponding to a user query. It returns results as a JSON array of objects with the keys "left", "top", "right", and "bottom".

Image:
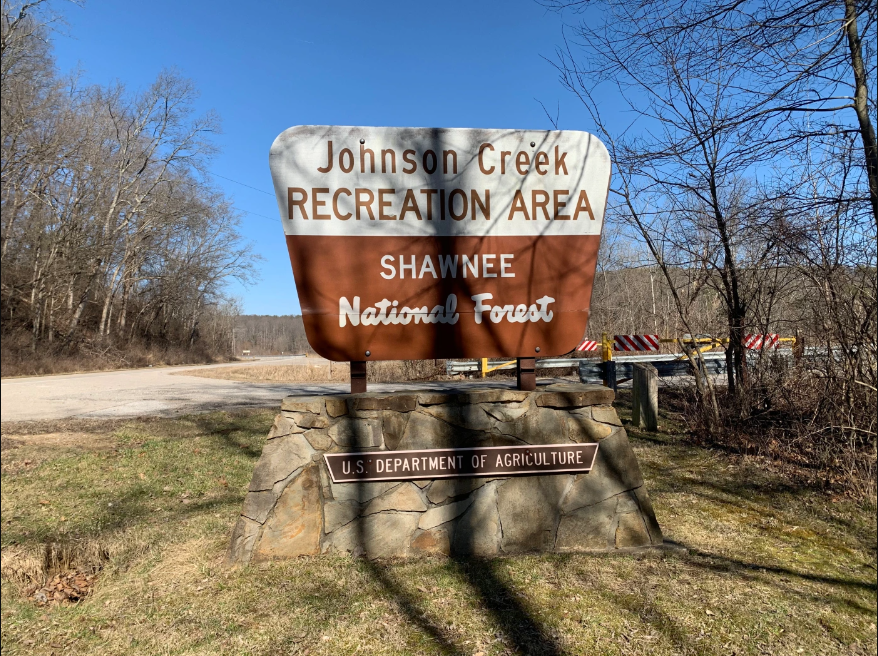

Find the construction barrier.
[
  {"left": 576, "top": 339, "right": 599, "bottom": 352},
  {"left": 744, "top": 333, "right": 779, "bottom": 349},
  {"left": 614, "top": 334, "right": 660, "bottom": 351}
]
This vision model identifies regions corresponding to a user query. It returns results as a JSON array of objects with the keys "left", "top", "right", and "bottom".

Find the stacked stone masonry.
[{"left": 227, "top": 383, "right": 662, "bottom": 562}]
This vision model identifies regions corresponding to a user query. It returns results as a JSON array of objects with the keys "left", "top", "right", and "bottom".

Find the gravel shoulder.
[{"left": 0, "top": 357, "right": 329, "bottom": 422}]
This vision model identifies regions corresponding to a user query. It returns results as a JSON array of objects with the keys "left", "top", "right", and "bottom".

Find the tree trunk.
[
  {"left": 188, "top": 317, "right": 199, "bottom": 347},
  {"left": 843, "top": 0, "right": 878, "bottom": 231},
  {"left": 31, "top": 286, "right": 43, "bottom": 352},
  {"left": 47, "top": 296, "right": 55, "bottom": 343},
  {"left": 725, "top": 338, "right": 736, "bottom": 395},
  {"left": 68, "top": 263, "right": 102, "bottom": 338},
  {"left": 98, "top": 293, "right": 111, "bottom": 339},
  {"left": 729, "top": 315, "right": 747, "bottom": 391},
  {"left": 98, "top": 262, "right": 123, "bottom": 338},
  {"left": 118, "top": 283, "right": 129, "bottom": 333}
]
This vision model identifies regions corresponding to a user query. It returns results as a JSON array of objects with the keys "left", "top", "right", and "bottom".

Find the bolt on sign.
[
  {"left": 324, "top": 443, "right": 599, "bottom": 484},
  {"left": 268, "top": 126, "right": 610, "bottom": 361}
]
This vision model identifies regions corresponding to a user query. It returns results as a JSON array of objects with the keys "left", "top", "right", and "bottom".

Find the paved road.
[
  {"left": 0, "top": 356, "right": 333, "bottom": 423},
  {"left": 1, "top": 357, "right": 542, "bottom": 423}
]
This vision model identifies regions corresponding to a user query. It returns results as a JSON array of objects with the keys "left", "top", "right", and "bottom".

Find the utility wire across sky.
[
  {"left": 210, "top": 172, "right": 278, "bottom": 224},
  {"left": 213, "top": 172, "right": 275, "bottom": 196}
]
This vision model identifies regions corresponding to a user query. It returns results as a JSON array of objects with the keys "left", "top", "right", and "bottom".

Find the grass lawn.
[{"left": 1, "top": 397, "right": 875, "bottom": 656}]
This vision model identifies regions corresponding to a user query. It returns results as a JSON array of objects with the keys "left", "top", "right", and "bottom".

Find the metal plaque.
[
  {"left": 269, "top": 125, "right": 610, "bottom": 361},
  {"left": 324, "top": 443, "right": 599, "bottom": 484}
]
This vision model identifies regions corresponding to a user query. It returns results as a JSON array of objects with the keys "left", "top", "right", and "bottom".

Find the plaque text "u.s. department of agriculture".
[{"left": 324, "top": 443, "right": 599, "bottom": 483}]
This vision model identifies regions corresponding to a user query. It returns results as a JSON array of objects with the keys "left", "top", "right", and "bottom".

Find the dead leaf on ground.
[{"left": 28, "top": 570, "right": 97, "bottom": 606}]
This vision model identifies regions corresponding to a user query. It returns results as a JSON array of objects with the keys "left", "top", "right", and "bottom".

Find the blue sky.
[{"left": 52, "top": 0, "right": 606, "bottom": 315}]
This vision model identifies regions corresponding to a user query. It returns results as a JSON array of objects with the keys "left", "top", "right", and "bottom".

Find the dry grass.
[
  {"left": 178, "top": 360, "right": 449, "bottom": 384},
  {"left": 180, "top": 362, "right": 350, "bottom": 383},
  {"left": 1, "top": 407, "right": 875, "bottom": 655},
  {"left": 0, "top": 338, "right": 232, "bottom": 378},
  {"left": 673, "top": 360, "right": 878, "bottom": 501}
]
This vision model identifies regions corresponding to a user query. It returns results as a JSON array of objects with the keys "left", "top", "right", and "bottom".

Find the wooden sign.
[
  {"left": 269, "top": 126, "right": 610, "bottom": 361},
  {"left": 324, "top": 443, "right": 599, "bottom": 483}
]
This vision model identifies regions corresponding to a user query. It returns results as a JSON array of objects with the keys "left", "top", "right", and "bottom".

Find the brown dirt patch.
[
  {"left": 1, "top": 417, "right": 142, "bottom": 437},
  {"left": 2, "top": 432, "right": 117, "bottom": 451},
  {"left": 1, "top": 431, "right": 119, "bottom": 474}
]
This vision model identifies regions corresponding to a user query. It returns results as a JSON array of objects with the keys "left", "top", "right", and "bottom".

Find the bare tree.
[
  {"left": 545, "top": 0, "right": 875, "bottom": 481},
  {"left": 1, "top": 1, "right": 256, "bottom": 370},
  {"left": 544, "top": 0, "right": 876, "bottom": 227}
]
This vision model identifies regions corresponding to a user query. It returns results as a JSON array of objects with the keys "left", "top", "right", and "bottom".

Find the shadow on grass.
[
  {"left": 352, "top": 531, "right": 567, "bottom": 656},
  {"left": 548, "top": 541, "right": 876, "bottom": 655},
  {"left": 189, "top": 410, "right": 272, "bottom": 460},
  {"left": 3, "top": 484, "right": 247, "bottom": 548},
  {"left": 2, "top": 410, "right": 273, "bottom": 548},
  {"left": 358, "top": 559, "right": 464, "bottom": 655},
  {"left": 670, "top": 541, "right": 877, "bottom": 596},
  {"left": 448, "top": 557, "right": 565, "bottom": 656},
  {"left": 351, "top": 515, "right": 568, "bottom": 655},
  {"left": 622, "top": 414, "right": 877, "bottom": 555},
  {"left": 344, "top": 392, "right": 568, "bottom": 656}
]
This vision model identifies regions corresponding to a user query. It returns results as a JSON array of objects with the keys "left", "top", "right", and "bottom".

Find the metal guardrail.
[
  {"left": 446, "top": 353, "right": 730, "bottom": 376},
  {"left": 579, "top": 354, "right": 727, "bottom": 384},
  {"left": 447, "top": 358, "right": 593, "bottom": 374},
  {"left": 446, "top": 361, "right": 482, "bottom": 374},
  {"left": 446, "top": 348, "right": 835, "bottom": 382}
]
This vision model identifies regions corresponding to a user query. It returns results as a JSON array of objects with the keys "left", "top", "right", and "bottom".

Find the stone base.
[{"left": 227, "top": 384, "right": 662, "bottom": 562}]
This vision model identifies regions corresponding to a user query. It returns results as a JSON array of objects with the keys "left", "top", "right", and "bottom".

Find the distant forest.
[{"left": 234, "top": 315, "right": 312, "bottom": 356}]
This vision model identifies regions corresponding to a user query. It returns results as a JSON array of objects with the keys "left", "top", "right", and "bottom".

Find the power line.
[
  {"left": 236, "top": 207, "right": 278, "bottom": 224},
  {"left": 212, "top": 172, "right": 275, "bottom": 196},
  {"left": 208, "top": 172, "right": 278, "bottom": 224}
]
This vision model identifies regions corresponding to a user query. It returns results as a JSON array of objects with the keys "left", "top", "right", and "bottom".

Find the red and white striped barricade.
[
  {"left": 576, "top": 339, "right": 599, "bottom": 352},
  {"left": 743, "top": 333, "right": 779, "bottom": 350},
  {"left": 614, "top": 334, "right": 660, "bottom": 352}
]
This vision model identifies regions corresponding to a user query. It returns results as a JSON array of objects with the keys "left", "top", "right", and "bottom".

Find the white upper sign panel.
[{"left": 269, "top": 126, "right": 611, "bottom": 238}]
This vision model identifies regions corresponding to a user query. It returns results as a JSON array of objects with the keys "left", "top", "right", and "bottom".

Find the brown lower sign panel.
[
  {"left": 324, "top": 443, "right": 599, "bottom": 483},
  {"left": 287, "top": 234, "right": 600, "bottom": 361}
]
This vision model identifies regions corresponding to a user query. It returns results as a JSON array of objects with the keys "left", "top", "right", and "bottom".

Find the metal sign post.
[
  {"left": 516, "top": 357, "right": 536, "bottom": 391},
  {"left": 350, "top": 360, "right": 367, "bottom": 393}
]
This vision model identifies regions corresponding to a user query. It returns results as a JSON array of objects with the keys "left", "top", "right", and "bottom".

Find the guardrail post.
[
  {"left": 601, "top": 332, "right": 613, "bottom": 363},
  {"left": 632, "top": 362, "right": 658, "bottom": 431},
  {"left": 601, "top": 333, "right": 613, "bottom": 388},
  {"left": 793, "top": 331, "right": 804, "bottom": 364},
  {"left": 481, "top": 357, "right": 488, "bottom": 378},
  {"left": 602, "top": 360, "right": 617, "bottom": 393},
  {"left": 517, "top": 357, "right": 536, "bottom": 391},
  {"left": 350, "top": 360, "right": 367, "bottom": 393}
]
